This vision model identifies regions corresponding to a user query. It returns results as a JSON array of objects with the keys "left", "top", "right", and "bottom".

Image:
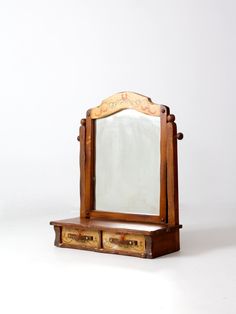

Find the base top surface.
[{"left": 50, "top": 217, "right": 181, "bottom": 235}]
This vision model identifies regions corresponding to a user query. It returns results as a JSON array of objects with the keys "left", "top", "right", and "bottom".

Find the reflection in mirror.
[{"left": 95, "top": 109, "right": 160, "bottom": 215}]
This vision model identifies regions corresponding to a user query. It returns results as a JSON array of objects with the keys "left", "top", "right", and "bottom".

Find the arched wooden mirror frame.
[{"left": 79, "top": 91, "right": 181, "bottom": 225}]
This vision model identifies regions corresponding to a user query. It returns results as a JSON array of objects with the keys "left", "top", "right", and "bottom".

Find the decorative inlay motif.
[
  {"left": 90, "top": 92, "right": 161, "bottom": 119},
  {"left": 103, "top": 231, "right": 146, "bottom": 254},
  {"left": 62, "top": 227, "right": 100, "bottom": 248}
]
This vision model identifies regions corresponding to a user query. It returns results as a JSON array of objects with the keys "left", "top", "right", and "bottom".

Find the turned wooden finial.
[
  {"left": 81, "top": 119, "right": 86, "bottom": 126},
  {"left": 177, "top": 132, "right": 184, "bottom": 140},
  {"left": 167, "top": 114, "right": 175, "bottom": 122}
]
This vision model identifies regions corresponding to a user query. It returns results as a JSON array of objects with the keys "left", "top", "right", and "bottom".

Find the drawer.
[
  {"left": 102, "top": 231, "right": 145, "bottom": 254},
  {"left": 62, "top": 227, "right": 100, "bottom": 249}
]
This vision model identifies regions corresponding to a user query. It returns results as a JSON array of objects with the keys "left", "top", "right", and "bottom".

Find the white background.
[{"left": 0, "top": 1, "right": 236, "bottom": 313}]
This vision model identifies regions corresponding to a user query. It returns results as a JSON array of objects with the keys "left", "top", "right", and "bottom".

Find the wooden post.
[
  {"left": 84, "top": 111, "right": 95, "bottom": 217},
  {"left": 79, "top": 119, "right": 86, "bottom": 218},
  {"left": 167, "top": 119, "right": 179, "bottom": 225}
]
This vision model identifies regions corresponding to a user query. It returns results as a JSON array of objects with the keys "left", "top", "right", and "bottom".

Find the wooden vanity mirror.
[{"left": 50, "top": 92, "right": 183, "bottom": 258}]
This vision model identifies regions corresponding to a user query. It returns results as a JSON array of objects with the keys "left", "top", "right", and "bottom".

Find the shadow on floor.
[{"left": 179, "top": 224, "right": 236, "bottom": 257}]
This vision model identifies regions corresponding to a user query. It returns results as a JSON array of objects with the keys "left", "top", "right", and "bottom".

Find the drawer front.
[
  {"left": 103, "top": 231, "right": 145, "bottom": 254},
  {"left": 62, "top": 227, "right": 100, "bottom": 249}
]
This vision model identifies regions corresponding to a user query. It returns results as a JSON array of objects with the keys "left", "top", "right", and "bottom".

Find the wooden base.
[{"left": 50, "top": 217, "right": 182, "bottom": 259}]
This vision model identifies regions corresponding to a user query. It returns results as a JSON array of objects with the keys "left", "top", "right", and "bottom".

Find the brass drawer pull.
[
  {"left": 68, "top": 233, "right": 93, "bottom": 242},
  {"left": 109, "top": 238, "right": 138, "bottom": 246}
]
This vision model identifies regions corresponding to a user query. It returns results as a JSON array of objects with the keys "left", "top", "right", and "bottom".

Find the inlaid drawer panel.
[
  {"left": 62, "top": 227, "right": 100, "bottom": 249},
  {"left": 102, "top": 231, "right": 145, "bottom": 254}
]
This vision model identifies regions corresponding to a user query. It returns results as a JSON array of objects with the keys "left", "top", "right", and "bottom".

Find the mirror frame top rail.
[{"left": 90, "top": 91, "right": 161, "bottom": 119}]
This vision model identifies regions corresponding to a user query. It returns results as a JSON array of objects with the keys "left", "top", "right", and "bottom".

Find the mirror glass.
[{"left": 95, "top": 109, "right": 160, "bottom": 215}]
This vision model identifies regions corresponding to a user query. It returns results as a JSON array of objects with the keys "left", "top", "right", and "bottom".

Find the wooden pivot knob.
[
  {"left": 77, "top": 135, "right": 80, "bottom": 141},
  {"left": 177, "top": 133, "right": 184, "bottom": 140}
]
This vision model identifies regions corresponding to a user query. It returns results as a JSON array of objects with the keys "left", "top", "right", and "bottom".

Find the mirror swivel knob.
[{"left": 177, "top": 133, "right": 184, "bottom": 140}]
